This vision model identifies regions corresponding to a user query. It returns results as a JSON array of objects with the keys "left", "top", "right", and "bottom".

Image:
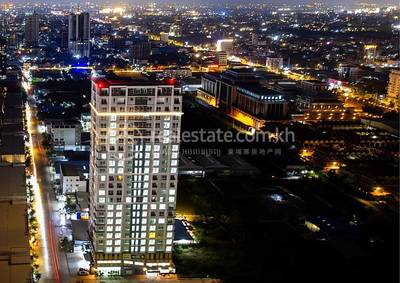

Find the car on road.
[{"left": 77, "top": 270, "right": 89, "bottom": 276}]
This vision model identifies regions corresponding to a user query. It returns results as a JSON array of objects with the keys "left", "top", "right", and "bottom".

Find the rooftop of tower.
[{"left": 91, "top": 70, "right": 179, "bottom": 87}]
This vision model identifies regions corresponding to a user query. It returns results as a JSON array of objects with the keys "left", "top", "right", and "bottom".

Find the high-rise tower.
[
  {"left": 68, "top": 12, "right": 90, "bottom": 58},
  {"left": 89, "top": 71, "right": 182, "bottom": 276},
  {"left": 25, "top": 11, "right": 39, "bottom": 47}
]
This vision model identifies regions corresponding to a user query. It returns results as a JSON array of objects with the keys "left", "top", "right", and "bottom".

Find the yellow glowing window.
[
  {"left": 149, "top": 232, "right": 156, "bottom": 239},
  {"left": 117, "top": 175, "right": 123, "bottom": 181}
]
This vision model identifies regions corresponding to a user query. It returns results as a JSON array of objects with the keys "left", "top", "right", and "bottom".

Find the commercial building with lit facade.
[
  {"left": 386, "top": 69, "right": 400, "bottom": 108},
  {"left": 197, "top": 69, "right": 288, "bottom": 131},
  {"left": 216, "top": 39, "right": 234, "bottom": 55},
  {"left": 89, "top": 71, "right": 182, "bottom": 276},
  {"left": 294, "top": 92, "right": 359, "bottom": 121}
]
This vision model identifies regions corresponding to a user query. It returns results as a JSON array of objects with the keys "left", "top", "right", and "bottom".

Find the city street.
[{"left": 27, "top": 98, "right": 72, "bottom": 283}]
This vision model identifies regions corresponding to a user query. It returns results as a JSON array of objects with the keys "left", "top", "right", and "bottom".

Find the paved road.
[{"left": 27, "top": 98, "right": 71, "bottom": 283}]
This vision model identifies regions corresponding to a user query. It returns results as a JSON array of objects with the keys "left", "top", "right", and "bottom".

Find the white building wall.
[
  {"left": 89, "top": 79, "right": 182, "bottom": 275},
  {"left": 62, "top": 176, "right": 87, "bottom": 194}
]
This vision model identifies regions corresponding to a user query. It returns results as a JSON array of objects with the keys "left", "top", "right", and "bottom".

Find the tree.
[
  {"left": 25, "top": 155, "right": 32, "bottom": 167},
  {"left": 64, "top": 197, "right": 77, "bottom": 214},
  {"left": 34, "top": 271, "right": 41, "bottom": 282},
  {"left": 60, "top": 237, "right": 71, "bottom": 252}
]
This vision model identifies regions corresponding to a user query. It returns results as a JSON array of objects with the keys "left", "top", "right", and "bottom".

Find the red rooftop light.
[
  {"left": 95, "top": 79, "right": 108, "bottom": 89},
  {"left": 166, "top": 78, "right": 177, "bottom": 85}
]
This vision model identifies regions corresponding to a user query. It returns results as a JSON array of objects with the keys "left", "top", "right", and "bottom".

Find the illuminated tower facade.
[
  {"left": 387, "top": 70, "right": 400, "bottom": 108},
  {"left": 68, "top": 12, "right": 90, "bottom": 58},
  {"left": 89, "top": 72, "right": 182, "bottom": 276}
]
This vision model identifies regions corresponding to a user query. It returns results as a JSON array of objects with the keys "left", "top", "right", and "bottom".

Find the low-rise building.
[
  {"left": 299, "top": 80, "right": 328, "bottom": 92},
  {"left": 295, "top": 93, "right": 357, "bottom": 121},
  {"left": 265, "top": 57, "right": 283, "bottom": 72},
  {"left": 45, "top": 119, "right": 82, "bottom": 150},
  {"left": 162, "top": 67, "right": 192, "bottom": 79},
  {"left": 216, "top": 51, "right": 228, "bottom": 66},
  {"left": 0, "top": 166, "right": 31, "bottom": 283},
  {"left": 0, "top": 134, "right": 25, "bottom": 165},
  {"left": 60, "top": 163, "right": 87, "bottom": 194}
]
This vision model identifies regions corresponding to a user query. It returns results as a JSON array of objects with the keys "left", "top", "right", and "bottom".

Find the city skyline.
[
  {"left": 0, "top": 2, "right": 398, "bottom": 283},
  {"left": 2, "top": 0, "right": 400, "bottom": 7}
]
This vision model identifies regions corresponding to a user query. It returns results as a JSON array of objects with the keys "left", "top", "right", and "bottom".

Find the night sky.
[{"left": 6, "top": 0, "right": 399, "bottom": 8}]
